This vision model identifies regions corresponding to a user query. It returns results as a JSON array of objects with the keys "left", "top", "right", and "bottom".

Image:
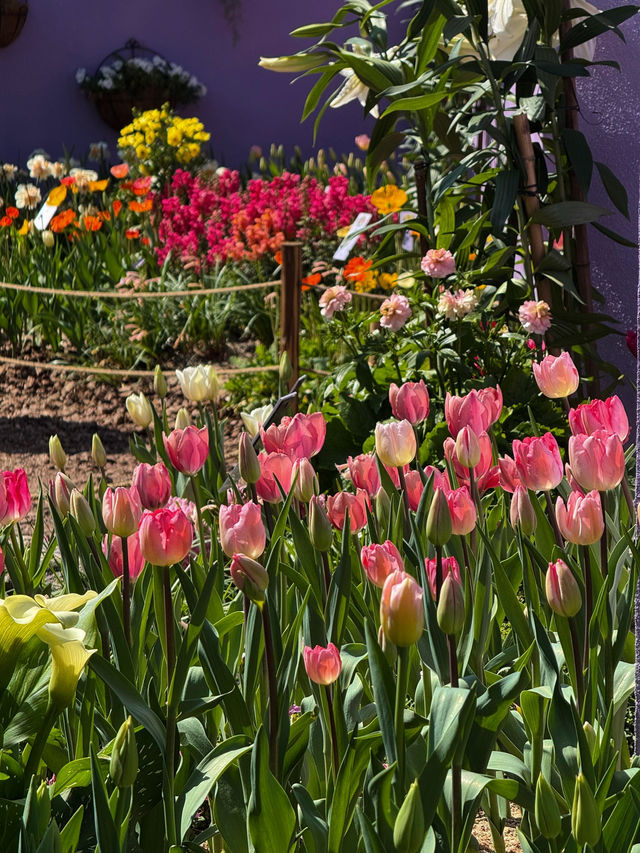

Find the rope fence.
[{"left": 0, "top": 279, "right": 281, "bottom": 300}]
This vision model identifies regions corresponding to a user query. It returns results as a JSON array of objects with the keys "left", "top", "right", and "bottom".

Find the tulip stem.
[
  {"left": 394, "top": 645, "right": 409, "bottom": 792},
  {"left": 435, "top": 545, "right": 443, "bottom": 603},
  {"left": 397, "top": 466, "right": 410, "bottom": 533},
  {"left": 544, "top": 491, "right": 563, "bottom": 548},
  {"left": 322, "top": 552, "right": 331, "bottom": 599},
  {"left": 569, "top": 616, "right": 584, "bottom": 713},
  {"left": 325, "top": 685, "right": 340, "bottom": 778},
  {"left": 163, "top": 703, "right": 178, "bottom": 846},
  {"left": 581, "top": 546, "right": 593, "bottom": 675},
  {"left": 447, "top": 634, "right": 459, "bottom": 688},
  {"left": 23, "top": 705, "right": 57, "bottom": 792},
  {"left": 261, "top": 601, "right": 279, "bottom": 776},
  {"left": 163, "top": 568, "right": 175, "bottom": 688},
  {"left": 120, "top": 535, "right": 131, "bottom": 647},
  {"left": 190, "top": 475, "right": 208, "bottom": 569},
  {"left": 621, "top": 476, "right": 635, "bottom": 519},
  {"left": 599, "top": 491, "right": 608, "bottom": 577},
  {"left": 10, "top": 524, "right": 29, "bottom": 594}
]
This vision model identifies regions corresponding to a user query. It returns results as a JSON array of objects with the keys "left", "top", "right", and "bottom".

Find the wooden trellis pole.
[{"left": 280, "top": 241, "right": 302, "bottom": 391}]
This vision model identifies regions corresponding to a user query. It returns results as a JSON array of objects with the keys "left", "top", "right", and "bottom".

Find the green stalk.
[
  {"left": 569, "top": 616, "right": 584, "bottom": 713},
  {"left": 448, "top": 634, "right": 461, "bottom": 852},
  {"left": 10, "top": 523, "right": 29, "bottom": 594},
  {"left": 599, "top": 491, "right": 608, "bottom": 577},
  {"left": 581, "top": 546, "right": 593, "bottom": 674},
  {"left": 544, "top": 491, "right": 563, "bottom": 548},
  {"left": 190, "top": 474, "right": 208, "bottom": 569},
  {"left": 394, "top": 645, "right": 409, "bottom": 792},
  {"left": 435, "top": 545, "right": 443, "bottom": 602},
  {"left": 397, "top": 465, "right": 410, "bottom": 533},
  {"left": 261, "top": 601, "right": 279, "bottom": 776},
  {"left": 23, "top": 705, "right": 58, "bottom": 791},
  {"left": 120, "top": 535, "right": 131, "bottom": 647},
  {"left": 325, "top": 685, "right": 340, "bottom": 778}
]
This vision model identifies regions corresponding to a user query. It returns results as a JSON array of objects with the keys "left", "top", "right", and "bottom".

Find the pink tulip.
[
  {"left": 303, "top": 642, "right": 342, "bottom": 685},
  {"left": 546, "top": 559, "right": 581, "bottom": 618},
  {"left": 565, "top": 464, "right": 584, "bottom": 495},
  {"left": 0, "top": 468, "right": 30, "bottom": 525},
  {"left": 404, "top": 470, "right": 425, "bottom": 512},
  {"left": 455, "top": 426, "right": 481, "bottom": 470},
  {"left": 509, "top": 485, "right": 537, "bottom": 536},
  {"left": 326, "top": 489, "right": 369, "bottom": 532},
  {"left": 260, "top": 412, "right": 326, "bottom": 460},
  {"left": 477, "top": 386, "right": 503, "bottom": 427},
  {"left": 568, "top": 430, "right": 625, "bottom": 492},
  {"left": 360, "top": 540, "right": 404, "bottom": 588},
  {"left": 102, "top": 531, "right": 145, "bottom": 581},
  {"left": 498, "top": 455, "right": 522, "bottom": 493},
  {"left": 512, "top": 433, "right": 563, "bottom": 491},
  {"left": 102, "top": 486, "right": 142, "bottom": 538},
  {"left": 132, "top": 462, "right": 172, "bottom": 510},
  {"left": 556, "top": 490, "right": 603, "bottom": 545},
  {"left": 374, "top": 420, "right": 416, "bottom": 468},
  {"left": 345, "top": 454, "right": 381, "bottom": 496},
  {"left": 219, "top": 502, "right": 266, "bottom": 559},
  {"left": 533, "top": 352, "right": 579, "bottom": 398},
  {"left": 389, "top": 380, "right": 430, "bottom": 425},
  {"left": 49, "top": 472, "right": 73, "bottom": 516},
  {"left": 444, "top": 431, "right": 495, "bottom": 488},
  {"left": 569, "top": 396, "right": 629, "bottom": 443},
  {"left": 445, "top": 487, "right": 476, "bottom": 536},
  {"left": 380, "top": 570, "right": 424, "bottom": 646},
  {"left": 425, "top": 465, "right": 451, "bottom": 493},
  {"left": 292, "top": 458, "right": 318, "bottom": 503},
  {"left": 255, "top": 451, "right": 294, "bottom": 503},
  {"left": 444, "top": 390, "right": 491, "bottom": 437},
  {"left": 425, "top": 555, "right": 461, "bottom": 599},
  {"left": 421, "top": 248, "right": 456, "bottom": 278},
  {"left": 166, "top": 496, "right": 198, "bottom": 524},
  {"left": 138, "top": 506, "right": 193, "bottom": 566},
  {"left": 163, "top": 426, "right": 209, "bottom": 476}
]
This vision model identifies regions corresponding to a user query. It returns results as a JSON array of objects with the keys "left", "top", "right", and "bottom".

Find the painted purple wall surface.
[{"left": 0, "top": 0, "right": 371, "bottom": 166}]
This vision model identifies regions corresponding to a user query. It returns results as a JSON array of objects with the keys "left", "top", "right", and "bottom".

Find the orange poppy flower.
[
  {"left": 301, "top": 272, "right": 322, "bottom": 291},
  {"left": 0, "top": 216, "right": 12, "bottom": 227},
  {"left": 110, "top": 163, "right": 129, "bottom": 179},
  {"left": 50, "top": 209, "right": 76, "bottom": 232},
  {"left": 88, "top": 180, "right": 109, "bottom": 192},
  {"left": 126, "top": 228, "right": 140, "bottom": 239},
  {"left": 6, "top": 206, "right": 19, "bottom": 219},
  {"left": 343, "top": 256, "right": 373, "bottom": 282},
  {"left": 274, "top": 250, "right": 282, "bottom": 265},
  {"left": 113, "top": 200, "right": 122, "bottom": 217},
  {"left": 82, "top": 215, "right": 102, "bottom": 232},
  {"left": 129, "top": 198, "right": 153, "bottom": 213},
  {"left": 132, "top": 177, "right": 152, "bottom": 196}
]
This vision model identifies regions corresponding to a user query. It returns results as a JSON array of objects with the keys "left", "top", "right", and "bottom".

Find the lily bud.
[
  {"left": 153, "top": 365, "right": 167, "bottom": 399},
  {"left": 309, "top": 495, "right": 332, "bottom": 552},
  {"left": 110, "top": 716, "right": 138, "bottom": 788},
  {"left": 375, "top": 486, "right": 391, "bottom": 530},
  {"left": 510, "top": 486, "right": 537, "bottom": 536},
  {"left": 174, "top": 407, "right": 191, "bottom": 430},
  {"left": 70, "top": 489, "right": 96, "bottom": 536},
  {"left": 535, "top": 774, "right": 561, "bottom": 839},
  {"left": 436, "top": 574, "right": 465, "bottom": 636},
  {"left": 455, "top": 426, "right": 481, "bottom": 470},
  {"left": 238, "top": 433, "right": 261, "bottom": 485},
  {"left": 48, "top": 434, "right": 66, "bottom": 472},
  {"left": 545, "top": 559, "right": 582, "bottom": 619},
  {"left": 293, "top": 458, "right": 317, "bottom": 503},
  {"left": 571, "top": 773, "right": 600, "bottom": 847},
  {"left": 393, "top": 780, "right": 425, "bottom": 853},
  {"left": 126, "top": 392, "right": 153, "bottom": 429},
  {"left": 91, "top": 433, "right": 107, "bottom": 469},
  {"left": 230, "top": 553, "right": 269, "bottom": 604},
  {"left": 426, "top": 488, "right": 452, "bottom": 546}
]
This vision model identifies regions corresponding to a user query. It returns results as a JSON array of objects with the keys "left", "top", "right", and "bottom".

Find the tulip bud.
[
  {"left": 545, "top": 559, "right": 582, "bottom": 619},
  {"left": 32, "top": 779, "right": 51, "bottom": 840},
  {"left": 91, "top": 433, "right": 107, "bottom": 469},
  {"left": 174, "top": 407, "right": 191, "bottom": 430},
  {"left": 238, "top": 433, "right": 261, "bottom": 485},
  {"left": 393, "top": 780, "right": 425, "bottom": 853},
  {"left": 571, "top": 773, "right": 600, "bottom": 846},
  {"left": 455, "top": 426, "right": 481, "bottom": 469},
  {"left": 426, "top": 488, "right": 452, "bottom": 546},
  {"left": 48, "top": 434, "right": 66, "bottom": 471},
  {"left": 535, "top": 774, "right": 561, "bottom": 839},
  {"left": 309, "top": 495, "right": 332, "bottom": 552},
  {"left": 293, "top": 458, "right": 317, "bottom": 503},
  {"left": 154, "top": 365, "right": 167, "bottom": 399},
  {"left": 42, "top": 229, "right": 54, "bottom": 248},
  {"left": 69, "top": 489, "right": 96, "bottom": 536},
  {"left": 279, "top": 350, "right": 293, "bottom": 383},
  {"left": 126, "top": 392, "right": 153, "bottom": 429},
  {"left": 375, "top": 486, "right": 391, "bottom": 530},
  {"left": 110, "top": 716, "right": 138, "bottom": 788},
  {"left": 380, "top": 570, "right": 424, "bottom": 647},
  {"left": 583, "top": 721, "right": 597, "bottom": 755},
  {"left": 102, "top": 486, "right": 142, "bottom": 538},
  {"left": 436, "top": 574, "right": 465, "bottom": 636},
  {"left": 510, "top": 486, "right": 537, "bottom": 536},
  {"left": 230, "top": 553, "right": 269, "bottom": 604},
  {"left": 50, "top": 472, "right": 74, "bottom": 516}
]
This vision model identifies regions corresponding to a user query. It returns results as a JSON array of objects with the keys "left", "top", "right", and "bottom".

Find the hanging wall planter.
[
  {"left": 0, "top": 0, "right": 28, "bottom": 48},
  {"left": 76, "top": 39, "right": 206, "bottom": 132}
]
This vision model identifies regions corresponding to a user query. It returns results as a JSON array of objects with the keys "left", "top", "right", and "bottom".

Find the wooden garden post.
[{"left": 280, "top": 241, "right": 302, "bottom": 391}]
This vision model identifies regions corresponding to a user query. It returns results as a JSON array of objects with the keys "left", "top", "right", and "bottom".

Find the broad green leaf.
[{"left": 247, "top": 727, "right": 296, "bottom": 853}]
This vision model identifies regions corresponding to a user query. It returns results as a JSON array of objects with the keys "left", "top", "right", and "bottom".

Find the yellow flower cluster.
[
  {"left": 353, "top": 270, "right": 398, "bottom": 294},
  {"left": 118, "top": 106, "right": 210, "bottom": 165}
]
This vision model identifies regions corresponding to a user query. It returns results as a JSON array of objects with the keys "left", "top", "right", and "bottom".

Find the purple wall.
[{"left": 0, "top": 0, "right": 370, "bottom": 166}]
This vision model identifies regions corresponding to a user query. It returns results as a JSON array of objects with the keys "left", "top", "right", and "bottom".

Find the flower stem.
[
  {"left": 599, "top": 491, "right": 608, "bottom": 577},
  {"left": 397, "top": 465, "right": 410, "bottom": 532},
  {"left": 435, "top": 545, "right": 443, "bottom": 602},
  {"left": 191, "top": 474, "right": 208, "bottom": 568},
  {"left": 163, "top": 567, "right": 175, "bottom": 687},
  {"left": 23, "top": 705, "right": 57, "bottom": 792},
  {"left": 569, "top": 616, "right": 584, "bottom": 713},
  {"left": 120, "top": 535, "right": 131, "bottom": 647},
  {"left": 10, "top": 524, "right": 29, "bottom": 594},
  {"left": 447, "top": 633, "right": 462, "bottom": 853},
  {"left": 581, "top": 546, "right": 593, "bottom": 674},
  {"left": 544, "top": 491, "right": 563, "bottom": 548},
  {"left": 394, "top": 645, "right": 409, "bottom": 792},
  {"left": 325, "top": 685, "right": 340, "bottom": 778},
  {"left": 261, "top": 601, "right": 279, "bottom": 776}
]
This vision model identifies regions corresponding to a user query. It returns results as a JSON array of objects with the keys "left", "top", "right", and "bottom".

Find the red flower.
[{"left": 6, "top": 207, "right": 19, "bottom": 219}]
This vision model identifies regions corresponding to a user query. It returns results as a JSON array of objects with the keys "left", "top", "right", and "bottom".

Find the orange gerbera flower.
[
  {"left": 112, "top": 200, "right": 122, "bottom": 217},
  {"left": 132, "top": 176, "right": 152, "bottom": 196},
  {"left": 0, "top": 216, "right": 12, "bottom": 227},
  {"left": 6, "top": 206, "right": 19, "bottom": 219},
  {"left": 50, "top": 209, "right": 77, "bottom": 232},
  {"left": 129, "top": 198, "right": 153, "bottom": 213},
  {"left": 88, "top": 179, "right": 109, "bottom": 192},
  {"left": 82, "top": 215, "right": 102, "bottom": 232},
  {"left": 110, "top": 163, "right": 129, "bottom": 179},
  {"left": 343, "top": 256, "right": 373, "bottom": 282}
]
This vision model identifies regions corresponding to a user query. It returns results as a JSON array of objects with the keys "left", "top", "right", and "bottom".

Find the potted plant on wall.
[
  {"left": 76, "top": 39, "right": 207, "bottom": 131},
  {"left": 0, "top": 0, "right": 28, "bottom": 48}
]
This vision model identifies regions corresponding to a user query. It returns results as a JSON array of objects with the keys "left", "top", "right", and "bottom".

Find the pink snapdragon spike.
[
  {"left": 444, "top": 388, "right": 500, "bottom": 437},
  {"left": 319, "top": 284, "right": 352, "bottom": 318},
  {"left": 102, "top": 486, "right": 142, "bottom": 538},
  {"left": 379, "top": 294, "right": 412, "bottom": 331},
  {"left": 445, "top": 487, "right": 477, "bottom": 536},
  {"left": 255, "top": 451, "right": 294, "bottom": 503},
  {"left": 219, "top": 502, "right": 266, "bottom": 560},
  {"left": 132, "top": 462, "right": 172, "bottom": 510},
  {"left": 326, "top": 489, "right": 369, "bottom": 532},
  {"left": 568, "top": 396, "right": 629, "bottom": 443},
  {"left": 260, "top": 411, "right": 326, "bottom": 459},
  {"left": 425, "top": 555, "right": 461, "bottom": 600},
  {"left": 546, "top": 559, "right": 582, "bottom": 618},
  {"left": 421, "top": 248, "right": 456, "bottom": 278},
  {"left": 360, "top": 540, "right": 404, "bottom": 588},
  {"left": 374, "top": 420, "right": 416, "bottom": 468},
  {"left": 163, "top": 425, "right": 209, "bottom": 476},
  {"left": 138, "top": 506, "right": 194, "bottom": 567},
  {"left": 0, "top": 468, "right": 30, "bottom": 525},
  {"left": 103, "top": 531, "right": 145, "bottom": 581},
  {"left": 533, "top": 352, "right": 579, "bottom": 399},
  {"left": 303, "top": 642, "right": 342, "bottom": 686},
  {"left": 498, "top": 455, "right": 522, "bottom": 493},
  {"left": 380, "top": 570, "right": 424, "bottom": 646},
  {"left": 389, "top": 380, "right": 430, "bottom": 425},
  {"left": 512, "top": 433, "right": 563, "bottom": 492},
  {"left": 568, "top": 430, "right": 625, "bottom": 492},
  {"left": 556, "top": 490, "right": 604, "bottom": 546}
]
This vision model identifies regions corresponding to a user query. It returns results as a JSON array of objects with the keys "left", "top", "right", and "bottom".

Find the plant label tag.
[
  {"left": 33, "top": 203, "right": 58, "bottom": 231},
  {"left": 333, "top": 212, "right": 373, "bottom": 261},
  {"left": 399, "top": 211, "right": 415, "bottom": 252}
]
